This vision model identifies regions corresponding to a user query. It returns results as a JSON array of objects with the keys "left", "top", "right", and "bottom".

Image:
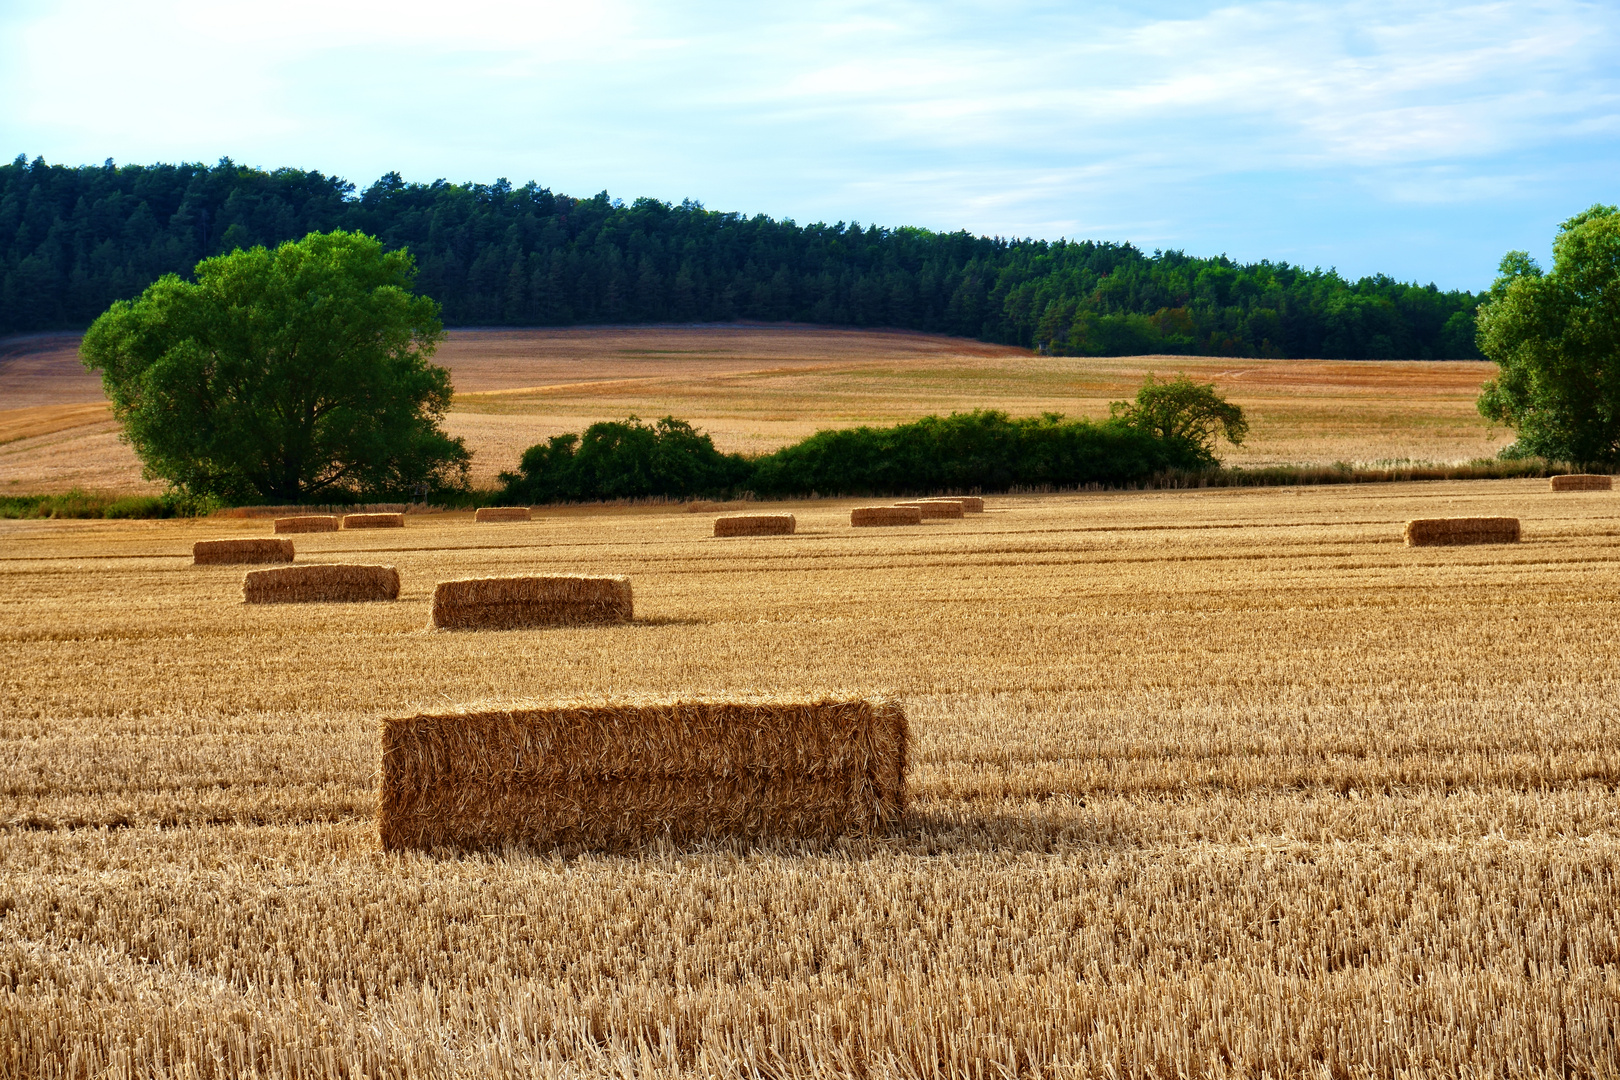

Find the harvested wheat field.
[
  {"left": 4, "top": 478, "right": 1620, "bottom": 1076},
  {"left": 1, "top": 326, "right": 1510, "bottom": 493}
]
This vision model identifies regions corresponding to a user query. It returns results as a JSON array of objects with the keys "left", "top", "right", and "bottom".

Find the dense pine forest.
[{"left": 0, "top": 155, "right": 1484, "bottom": 359}]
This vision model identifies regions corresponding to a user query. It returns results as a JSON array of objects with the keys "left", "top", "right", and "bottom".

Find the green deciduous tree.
[
  {"left": 1477, "top": 206, "right": 1620, "bottom": 468},
  {"left": 1110, "top": 373, "right": 1248, "bottom": 465},
  {"left": 80, "top": 230, "right": 468, "bottom": 503}
]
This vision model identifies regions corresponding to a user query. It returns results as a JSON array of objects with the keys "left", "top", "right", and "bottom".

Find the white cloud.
[{"left": 2, "top": 0, "right": 1615, "bottom": 285}]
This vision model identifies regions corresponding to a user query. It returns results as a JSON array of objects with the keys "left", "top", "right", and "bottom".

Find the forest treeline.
[{"left": 1, "top": 155, "right": 1484, "bottom": 359}]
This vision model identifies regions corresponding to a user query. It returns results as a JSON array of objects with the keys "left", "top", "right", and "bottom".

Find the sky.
[{"left": 3, "top": 0, "right": 1616, "bottom": 291}]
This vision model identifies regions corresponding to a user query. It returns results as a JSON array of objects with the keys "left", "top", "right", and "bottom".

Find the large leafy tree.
[
  {"left": 1110, "top": 373, "right": 1248, "bottom": 466},
  {"left": 1477, "top": 205, "right": 1620, "bottom": 467},
  {"left": 81, "top": 230, "right": 468, "bottom": 503}
]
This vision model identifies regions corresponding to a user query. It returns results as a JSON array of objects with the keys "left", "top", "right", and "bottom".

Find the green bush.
[
  {"left": 0, "top": 491, "right": 111, "bottom": 519},
  {"left": 0, "top": 490, "right": 208, "bottom": 519},
  {"left": 499, "top": 416, "right": 751, "bottom": 504},
  {"left": 748, "top": 410, "right": 1202, "bottom": 496},
  {"left": 103, "top": 495, "right": 177, "bottom": 519}
]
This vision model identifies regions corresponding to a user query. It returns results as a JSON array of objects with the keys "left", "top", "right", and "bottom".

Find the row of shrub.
[
  {"left": 0, "top": 492, "right": 205, "bottom": 519},
  {"left": 499, "top": 411, "right": 1218, "bottom": 504},
  {"left": 7, "top": 454, "right": 1572, "bottom": 518}
]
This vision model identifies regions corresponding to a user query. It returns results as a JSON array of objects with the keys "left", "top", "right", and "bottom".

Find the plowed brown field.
[
  {"left": 4, "top": 479, "right": 1618, "bottom": 1076},
  {"left": 0, "top": 325, "right": 1507, "bottom": 493}
]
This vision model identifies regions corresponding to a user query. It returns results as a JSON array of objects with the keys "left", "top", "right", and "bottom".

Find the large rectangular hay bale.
[
  {"left": 343, "top": 513, "right": 404, "bottom": 529},
  {"left": 1551, "top": 474, "right": 1612, "bottom": 491},
  {"left": 851, "top": 506, "right": 923, "bottom": 527},
  {"left": 475, "top": 506, "right": 532, "bottom": 522},
  {"left": 243, "top": 564, "right": 400, "bottom": 603},
  {"left": 377, "top": 696, "right": 909, "bottom": 851},
  {"left": 1404, "top": 517, "right": 1520, "bottom": 546},
  {"left": 193, "top": 538, "right": 294, "bottom": 565},
  {"left": 895, "top": 500, "right": 965, "bottom": 519},
  {"left": 273, "top": 515, "right": 339, "bottom": 533},
  {"left": 430, "top": 574, "right": 632, "bottom": 629},
  {"left": 714, "top": 513, "right": 796, "bottom": 537},
  {"left": 957, "top": 497, "right": 985, "bottom": 512}
]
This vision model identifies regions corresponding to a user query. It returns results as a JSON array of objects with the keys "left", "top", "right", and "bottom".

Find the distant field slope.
[
  {"left": 2, "top": 155, "right": 1482, "bottom": 359},
  {"left": 0, "top": 325, "right": 1506, "bottom": 494}
]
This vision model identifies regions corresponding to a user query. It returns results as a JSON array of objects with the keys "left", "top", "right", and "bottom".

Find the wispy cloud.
[{"left": 3, "top": 0, "right": 1616, "bottom": 286}]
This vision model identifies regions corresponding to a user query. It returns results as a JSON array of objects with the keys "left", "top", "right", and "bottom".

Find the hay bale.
[
  {"left": 193, "top": 538, "right": 294, "bottom": 565},
  {"left": 430, "top": 575, "right": 632, "bottom": 630},
  {"left": 1404, "top": 517, "right": 1521, "bottom": 546},
  {"left": 475, "top": 506, "right": 532, "bottom": 522},
  {"left": 714, "top": 513, "right": 796, "bottom": 537},
  {"left": 243, "top": 564, "right": 400, "bottom": 604},
  {"left": 895, "top": 500, "right": 965, "bottom": 519},
  {"left": 851, "top": 506, "right": 923, "bottom": 527},
  {"left": 273, "top": 515, "right": 339, "bottom": 533},
  {"left": 1551, "top": 474, "right": 1612, "bottom": 491},
  {"left": 343, "top": 513, "right": 404, "bottom": 529},
  {"left": 957, "top": 497, "right": 985, "bottom": 513},
  {"left": 377, "top": 696, "right": 909, "bottom": 851}
]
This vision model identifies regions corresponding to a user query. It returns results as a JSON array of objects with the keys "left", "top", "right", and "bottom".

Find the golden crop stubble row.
[
  {"left": 4, "top": 481, "right": 1620, "bottom": 1075},
  {"left": 3, "top": 820, "right": 1618, "bottom": 1075}
]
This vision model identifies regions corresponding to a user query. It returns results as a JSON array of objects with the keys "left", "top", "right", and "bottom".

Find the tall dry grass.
[{"left": 2, "top": 480, "right": 1619, "bottom": 1076}]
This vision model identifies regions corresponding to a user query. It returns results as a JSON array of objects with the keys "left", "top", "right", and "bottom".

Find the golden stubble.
[
  {"left": 0, "top": 326, "right": 1508, "bottom": 492},
  {"left": 3, "top": 479, "right": 1620, "bottom": 1076}
]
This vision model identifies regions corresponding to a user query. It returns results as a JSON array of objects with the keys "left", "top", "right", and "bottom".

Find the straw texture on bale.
[
  {"left": 343, "top": 513, "right": 404, "bottom": 529},
  {"left": 430, "top": 575, "right": 632, "bottom": 630},
  {"left": 1550, "top": 474, "right": 1612, "bottom": 491},
  {"left": 1404, "top": 517, "right": 1521, "bottom": 546},
  {"left": 714, "top": 513, "right": 796, "bottom": 537},
  {"left": 851, "top": 506, "right": 923, "bottom": 527},
  {"left": 896, "top": 500, "right": 965, "bottom": 519},
  {"left": 273, "top": 515, "right": 339, "bottom": 534},
  {"left": 377, "top": 696, "right": 909, "bottom": 851},
  {"left": 192, "top": 538, "right": 294, "bottom": 565},
  {"left": 957, "top": 497, "right": 985, "bottom": 512},
  {"left": 243, "top": 564, "right": 400, "bottom": 604},
  {"left": 474, "top": 506, "right": 532, "bottom": 522}
]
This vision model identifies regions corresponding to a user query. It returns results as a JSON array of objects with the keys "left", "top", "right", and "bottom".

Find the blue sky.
[{"left": 3, "top": 0, "right": 1616, "bottom": 291}]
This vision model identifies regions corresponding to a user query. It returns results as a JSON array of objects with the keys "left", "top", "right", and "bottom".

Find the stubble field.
[
  {"left": 0, "top": 325, "right": 1507, "bottom": 493},
  {"left": 3, "top": 478, "right": 1619, "bottom": 1076}
]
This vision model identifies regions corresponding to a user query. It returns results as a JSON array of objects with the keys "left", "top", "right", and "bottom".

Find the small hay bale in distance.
[
  {"left": 1404, "top": 517, "right": 1521, "bottom": 546},
  {"left": 1551, "top": 474, "right": 1612, "bottom": 491},
  {"left": 895, "top": 500, "right": 965, "bottom": 519},
  {"left": 475, "top": 506, "right": 532, "bottom": 523},
  {"left": 377, "top": 696, "right": 909, "bottom": 852},
  {"left": 193, "top": 538, "right": 294, "bottom": 565},
  {"left": 851, "top": 506, "right": 923, "bottom": 527},
  {"left": 342, "top": 512, "right": 405, "bottom": 529},
  {"left": 714, "top": 513, "right": 796, "bottom": 537},
  {"left": 430, "top": 574, "right": 632, "bottom": 630},
  {"left": 243, "top": 564, "right": 400, "bottom": 604},
  {"left": 273, "top": 515, "right": 339, "bottom": 534},
  {"left": 957, "top": 497, "right": 985, "bottom": 512}
]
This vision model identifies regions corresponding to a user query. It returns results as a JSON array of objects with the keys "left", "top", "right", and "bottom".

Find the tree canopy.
[
  {"left": 1111, "top": 373, "right": 1248, "bottom": 466},
  {"left": 498, "top": 416, "right": 750, "bottom": 504},
  {"left": 80, "top": 230, "right": 468, "bottom": 503},
  {"left": 6, "top": 155, "right": 1482, "bottom": 359},
  {"left": 1477, "top": 205, "right": 1620, "bottom": 467}
]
